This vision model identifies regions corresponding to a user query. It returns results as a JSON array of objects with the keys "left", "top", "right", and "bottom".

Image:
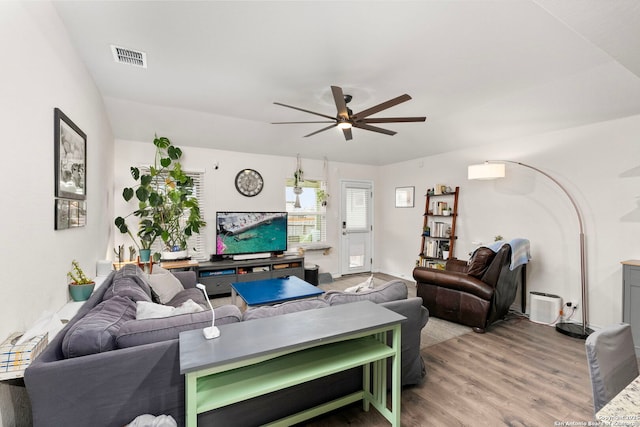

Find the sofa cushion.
[
  {"left": 103, "top": 276, "right": 152, "bottom": 303},
  {"left": 103, "top": 264, "right": 153, "bottom": 302},
  {"left": 381, "top": 297, "right": 429, "bottom": 385},
  {"left": 166, "top": 288, "right": 207, "bottom": 309},
  {"left": 116, "top": 304, "right": 242, "bottom": 348},
  {"left": 324, "top": 280, "right": 408, "bottom": 306},
  {"left": 62, "top": 295, "right": 137, "bottom": 358},
  {"left": 147, "top": 267, "right": 185, "bottom": 304},
  {"left": 467, "top": 247, "right": 496, "bottom": 278},
  {"left": 243, "top": 299, "right": 329, "bottom": 321}
]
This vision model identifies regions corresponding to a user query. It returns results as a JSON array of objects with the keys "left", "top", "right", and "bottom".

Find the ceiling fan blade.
[
  {"left": 304, "top": 123, "right": 338, "bottom": 138},
  {"left": 331, "top": 86, "right": 349, "bottom": 120},
  {"left": 353, "top": 122, "right": 397, "bottom": 136},
  {"left": 342, "top": 127, "right": 353, "bottom": 141},
  {"left": 273, "top": 102, "right": 336, "bottom": 121},
  {"left": 359, "top": 116, "right": 426, "bottom": 123},
  {"left": 352, "top": 94, "right": 412, "bottom": 119},
  {"left": 272, "top": 121, "right": 335, "bottom": 124}
]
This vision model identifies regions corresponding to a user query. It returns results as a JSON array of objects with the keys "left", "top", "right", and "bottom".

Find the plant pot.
[
  {"left": 69, "top": 282, "right": 95, "bottom": 302},
  {"left": 161, "top": 249, "right": 188, "bottom": 261},
  {"left": 139, "top": 249, "right": 151, "bottom": 263}
]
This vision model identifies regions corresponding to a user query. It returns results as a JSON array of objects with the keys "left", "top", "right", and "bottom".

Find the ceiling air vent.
[{"left": 110, "top": 45, "right": 147, "bottom": 68}]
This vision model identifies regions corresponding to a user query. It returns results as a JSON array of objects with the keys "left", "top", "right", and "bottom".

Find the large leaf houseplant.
[{"left": 115, "top": 136, "right": 206, "bottom": 261}]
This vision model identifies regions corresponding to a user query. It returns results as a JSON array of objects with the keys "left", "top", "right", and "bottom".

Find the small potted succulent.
[
  {"left": 67, "top": 260, "right": 95, "bottom": 301},
  {"left": 441, "top": 241, "right": 451, "bottom": 260}
]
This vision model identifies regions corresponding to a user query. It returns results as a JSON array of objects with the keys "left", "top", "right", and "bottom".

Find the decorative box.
[{"left": 0, "top": 331, "right": 48, "bottom": 380}]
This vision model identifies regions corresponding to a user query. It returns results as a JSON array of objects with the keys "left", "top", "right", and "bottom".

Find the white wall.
[
  {"left": 377, "top": 114, "right": 640, "bottom": 329},
  {"left": 114, "top": 139, "right": 377, "bottom": 277},
  {"left": 0, "top": 3, "right": 113, "bottom": 424}
]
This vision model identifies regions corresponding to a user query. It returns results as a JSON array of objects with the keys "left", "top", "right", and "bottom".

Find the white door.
[{"left": 340, "top": 180, "right": 373, "bottom": 275}]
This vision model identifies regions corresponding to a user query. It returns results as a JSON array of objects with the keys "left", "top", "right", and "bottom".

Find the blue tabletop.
[{"left": 231, "top": 276, "right": 324, "bottom": 306}]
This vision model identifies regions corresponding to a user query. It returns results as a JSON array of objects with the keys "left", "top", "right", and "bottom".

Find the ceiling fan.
[{"left": 272, "top": 86, "right": 426, "bottom": 140}]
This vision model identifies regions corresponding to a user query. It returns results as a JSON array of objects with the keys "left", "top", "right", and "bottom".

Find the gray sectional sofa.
[{"left": 25, "top": 265, "right": 428, "bottom": 426}]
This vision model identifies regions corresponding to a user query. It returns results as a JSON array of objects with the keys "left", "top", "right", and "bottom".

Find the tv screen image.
[{"left": 216, "top": 212, "right": 287, "bottom": 256}]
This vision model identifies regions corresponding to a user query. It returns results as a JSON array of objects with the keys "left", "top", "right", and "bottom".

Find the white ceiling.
[{"left": 53, "top": 0, "right": 640, "bottom": 165}]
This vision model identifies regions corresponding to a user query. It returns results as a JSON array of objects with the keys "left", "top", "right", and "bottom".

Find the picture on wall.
[
  {"left": 395, "top": 186, "right": 415, "bottom": 208},
  {"left": 54, "top": 108, "right": 86, "bottom": 200},
  {"left": 55, "top": 199, "right": 87, "bottom": 230}
]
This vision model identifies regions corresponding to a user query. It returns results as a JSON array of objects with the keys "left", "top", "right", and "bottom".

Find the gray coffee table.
[{"left": 231, "top": 276, "right": 323, "bottom": 307}]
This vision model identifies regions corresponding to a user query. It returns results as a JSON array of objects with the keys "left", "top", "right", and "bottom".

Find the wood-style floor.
[{"left": 300, "top": 275, "right": 595, "bottom": 426}]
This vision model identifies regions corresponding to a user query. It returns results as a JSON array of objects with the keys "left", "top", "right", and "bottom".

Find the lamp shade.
[{"left": 468, "top": 163, "right": 506, "bottom": 180}]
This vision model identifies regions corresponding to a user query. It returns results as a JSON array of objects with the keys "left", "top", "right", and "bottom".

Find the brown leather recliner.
[{"left": 413, "top": 244, "right": 526, "bottom": 333}]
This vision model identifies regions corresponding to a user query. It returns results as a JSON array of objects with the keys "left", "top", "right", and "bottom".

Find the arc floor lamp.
[{"left": 468, "top": 160, "right": 593, "bottom": 339}]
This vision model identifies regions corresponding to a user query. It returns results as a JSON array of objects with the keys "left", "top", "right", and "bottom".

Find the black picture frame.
[
  {"left": 54, "top": 108, "right": 86, "bottom": 200},
  {"left": 55, "top": 199, "right": 87, "bottom": 230}
]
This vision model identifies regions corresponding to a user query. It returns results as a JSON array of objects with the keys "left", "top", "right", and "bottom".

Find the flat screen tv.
[{"left": 215, "top": 212, "right": 288, "bottom": 259}]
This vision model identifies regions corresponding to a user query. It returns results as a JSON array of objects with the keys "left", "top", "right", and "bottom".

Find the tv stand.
[{"left": 198, "top": 255, "right": 305, "bottom": 296}]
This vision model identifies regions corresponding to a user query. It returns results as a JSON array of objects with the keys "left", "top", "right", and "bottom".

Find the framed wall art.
[
  {"left": 54, "top": 108, "right": 86, "bottom": 200},
  {"left": 55, "top": 199, "right": 87, "bottom": 230},
  {"left": 395, "top": 186, "right": 415, "bottom": 208}
]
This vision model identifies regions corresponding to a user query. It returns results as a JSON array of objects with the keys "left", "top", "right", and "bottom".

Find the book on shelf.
[
  {"left": 422, "top": 239, "right": 451, "bottom": 259},
  {"left": 418, "top": 258, "right": 445, "bottom": 269},
  {"left": 430, "top": 201, "right": 449, "bottom": 215}
]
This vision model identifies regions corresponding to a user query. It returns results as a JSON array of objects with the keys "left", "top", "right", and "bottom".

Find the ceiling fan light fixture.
[{"left": 273, "top": 85, "right": 426, "bottom": 140}]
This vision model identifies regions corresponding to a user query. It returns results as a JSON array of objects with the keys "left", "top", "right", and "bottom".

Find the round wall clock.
[{"left": 235, "top": 169, "right": 264, "bottom": 197}]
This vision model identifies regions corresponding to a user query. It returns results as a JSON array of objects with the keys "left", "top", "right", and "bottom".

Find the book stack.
[
  {"left": 430, "top": 201, "right": 449, "bottom": 215},
  {"left": 430, "top": 221, "right": 447, "bottom": 237},
  {"left": 423, "top": 240, "right": 440, "bottom": 258}
]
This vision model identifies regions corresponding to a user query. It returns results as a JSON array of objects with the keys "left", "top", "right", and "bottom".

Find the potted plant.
[
  {"left": 115, "top": 135, "right": 206, "bottom": 261},
  {"left": 441, "top": 241, "right": 450, "bottom": 260},
  {"left": 316, "top": 189, "right": 329, "bottom": 207},
  {"left": 67, "top": 260, "right": 95, "bottom": 301},
  {"left": 292, "top": 154, "right": 304, "bottom": 208}
]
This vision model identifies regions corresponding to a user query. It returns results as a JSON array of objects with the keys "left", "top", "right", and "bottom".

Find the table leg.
[
  {"left": 231, "top": 288, "right": 237, "bottom": 306},
  {"left": 391, "top": 324, "right": 401, "bottom": 426},
  {"left": 185, "top": 373, "right": 197, "bottom": 427},
  {"left": 521, "top": 264, "right": 527, "bottom": 313}
]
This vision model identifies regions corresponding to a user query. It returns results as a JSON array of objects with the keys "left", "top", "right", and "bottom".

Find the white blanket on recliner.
[{"left": 485, "top": 238, "right": 531, "bottom": 271}]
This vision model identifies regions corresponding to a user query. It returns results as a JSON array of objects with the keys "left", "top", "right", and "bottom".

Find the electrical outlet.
[{"left": 565, "top": 301, "right": 578, "bottom": 309}]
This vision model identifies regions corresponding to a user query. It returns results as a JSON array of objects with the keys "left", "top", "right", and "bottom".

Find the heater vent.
[
  {"left": 111, "top": 45, "right": 147, "bottom": 68},
  {"left": 530, "top": 292, "right": 561, "bottom": 325}
]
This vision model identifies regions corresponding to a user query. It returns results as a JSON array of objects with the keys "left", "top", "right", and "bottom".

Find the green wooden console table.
[{"left": 179, "top": 300, "right": 405, "bottom": 426}]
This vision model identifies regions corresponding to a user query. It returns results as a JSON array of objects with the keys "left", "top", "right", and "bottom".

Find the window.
[
  {"left": 142, "top": 168, "right": 208, "bottom": 261},
  {"left": 285, "top": 178, "right": 327, "bottom": 245}
]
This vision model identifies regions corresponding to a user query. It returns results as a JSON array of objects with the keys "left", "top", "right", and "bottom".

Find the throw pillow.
[
  {"left": 467, "top": 247, "right": 496, "bottom": 278},
  {"left": 324, "top": 280, "right": 408, "bottom": 306},
  {"left": 136, "top": 299, "right": 204, "bottom": 320},
  {"left": 147, "top": 269, "right": 185, "bottom": 304},
  {"left": 344, "top": 274, "right": 375, "bottom": 293}
]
